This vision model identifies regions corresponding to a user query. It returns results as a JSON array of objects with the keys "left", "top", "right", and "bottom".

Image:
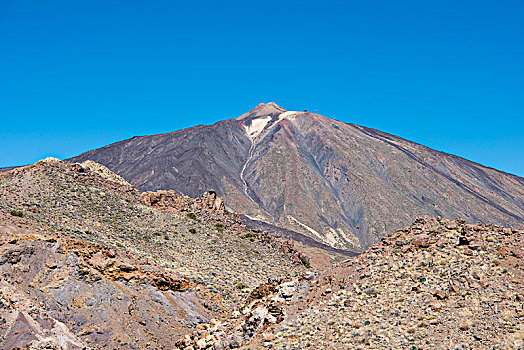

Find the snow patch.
[
  {"left": 244, "top": 116, "right": 272, "bottom": 140},
  {"left": 243, "top": 111, "right": 300, "bottom": 140},
  {"left": 277, "top": 111, "right": 299, "bottom": 121}
]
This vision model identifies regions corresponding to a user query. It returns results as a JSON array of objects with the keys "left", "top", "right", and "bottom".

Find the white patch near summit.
[
  {"left": 244, "top": 116, "right": 272, "bottom": 139},
  {"left": 277, "top": 111, "right": 299, "bottom": 121},
  {"left": 243, "top": 111, "right": 300, "bottom": 140}
]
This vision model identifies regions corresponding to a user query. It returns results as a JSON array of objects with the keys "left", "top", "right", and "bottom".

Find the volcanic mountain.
[{"left": 69, "top": 103, "right": 524, "bottom": 252}]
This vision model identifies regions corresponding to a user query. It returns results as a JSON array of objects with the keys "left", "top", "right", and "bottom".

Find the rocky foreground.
[
  {"left": 179, "top": 218, "right": 523, "bottom": 350},
  {"left": 0, "top": 159, "right": 522, "bottom": 349}
]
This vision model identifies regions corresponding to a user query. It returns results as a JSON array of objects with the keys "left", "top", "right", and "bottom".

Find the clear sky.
[{"left": 1, "top": 0, "right": 523, "bottom": 176}]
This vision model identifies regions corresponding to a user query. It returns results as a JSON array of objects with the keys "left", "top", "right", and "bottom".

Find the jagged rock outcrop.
[
  {"left": 140, "top": 189, "right": 225, "bottom": 214},
  {"left": 139, "top": 189, "right": 191, "bottom": 209},
  {"left": 195, "top": 190, "right": 225, "bottom": 214}
]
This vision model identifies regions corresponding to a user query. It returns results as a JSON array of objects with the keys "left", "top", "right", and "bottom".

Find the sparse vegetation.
[
  {"left": 235, "top": 282, "right": 248, "bottom": 289},
  {"left": 10, "top": 209, "right": 24, "bottom": 217},
  {"left": 0, "top": 159, "right": 306, "bottom": 348},
  {"left": 240, "top": 231, "right": 258, "bottom": 240},
  {"left": 299, "top": 254, "right": 311, "bottom": 268}
]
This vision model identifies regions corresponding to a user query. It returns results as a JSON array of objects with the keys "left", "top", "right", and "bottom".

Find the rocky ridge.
[{"left": 139, "top": 189, "right": 226, "bottom": 215}]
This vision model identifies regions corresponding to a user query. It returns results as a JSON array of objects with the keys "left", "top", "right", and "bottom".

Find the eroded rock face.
[
  {"left": 196, "top": 190, "right": 225, "bottom": 214},
  {"left": 139, "top": 189, "right": 190, "bottom": 209},
  {"left": 0, "top": 228, "right": 210, "bottom": 349}
]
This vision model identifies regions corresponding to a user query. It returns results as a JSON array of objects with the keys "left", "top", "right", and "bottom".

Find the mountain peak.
[{"left": 237, "top": 102, "right": 287, "bottom": 120}]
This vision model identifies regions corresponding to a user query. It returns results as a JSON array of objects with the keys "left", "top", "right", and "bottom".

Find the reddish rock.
[
  {"left": 412, "top": 235, "right": 431, "bottom": 248},
  {"left": 433, "top": 290, "right": 448, "bottom": 300},
  {"left": 140, "top": 189, "right": 226, "bottom": 214},
  {"left": 469, "top": 239, "right": 485, "bottom": 250}
]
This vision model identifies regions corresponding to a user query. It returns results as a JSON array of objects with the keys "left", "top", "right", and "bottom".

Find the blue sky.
[{"left": 1, "top": 0, "right": 523, "bottom": 176}]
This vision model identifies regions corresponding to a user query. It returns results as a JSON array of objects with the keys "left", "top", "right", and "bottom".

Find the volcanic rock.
[{"left": 68, "top": 103, "right": 524, "bottom": 253}]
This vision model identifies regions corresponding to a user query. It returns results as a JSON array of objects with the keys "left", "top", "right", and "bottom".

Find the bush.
[
  {"left": 188, "top": 228, "right": 197, "bottom": 234},
  {"left": 215, "top": 223, "right": 224, "bottom": 231},
  {"left": 236, "top": 282, "right": 249, "bottom": 289},
  {"left": 299, "top": 254, "right": 311, "bottom": 268},
  {"left": 240, "top": 232, "right": 258, "bottom": 239},
  {"left": 186, "top": 212, "right": 197, "bottom": 220},
  {"left": 10, "top": 209, "right": 24, "bottom": 217}
]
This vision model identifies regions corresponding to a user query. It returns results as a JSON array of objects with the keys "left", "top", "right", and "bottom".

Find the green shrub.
[
  {"left": 186, "top": 212, "right": 197, "bottom": 220},
  {"left": 236, "top": 282, "right": 248, "bottom": 289},
  {"left": 10, "top": 209, "right": 24, "bottom": 217},
  {"left": 240, "top": 232, "right": 258, "bottom": 239},
  {"left": 299, "top": 254, "right": 311, "bottom": 268},
  {"left": 215, "top": 223, "right": 224, "bottom": 231},
  {"left": 188, "top": 228, "right": 197, "bottom": 234}
]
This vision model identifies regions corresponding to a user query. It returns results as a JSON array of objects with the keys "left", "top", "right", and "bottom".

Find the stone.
[
  {"left": 412, "top": 235, "right": 431, "bottom": 248},
  {"left": 263, "top": 333, "right": 276, "bottom": 341},
  {"left": 278, "top": 281, "right": 297, "bottom": 299},
  {"left": 433, "top": 290, "right": 448, "bottom": 300},
  {"left": 468, "top": 240, "right": 485, "bottom": 250}
]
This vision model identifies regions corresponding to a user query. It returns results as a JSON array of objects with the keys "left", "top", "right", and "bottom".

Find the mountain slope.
[
  {"left": 0, "top": 158, "right": 307, "bottom": 348},
  {"left": 69, "top": 103, "right": 524, "bottom": 252}
]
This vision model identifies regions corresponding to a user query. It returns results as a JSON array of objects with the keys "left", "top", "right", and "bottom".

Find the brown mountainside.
[
  {"left": 68, "top": 103, "right": 524, "bottom": 252},
  {"left": 0, "top": 159, "right": 306, "bottom": 349}
]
